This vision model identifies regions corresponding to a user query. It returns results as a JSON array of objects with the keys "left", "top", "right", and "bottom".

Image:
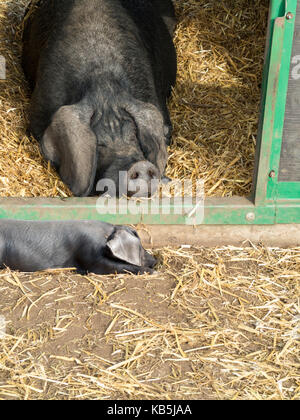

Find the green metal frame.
[
  {"left": 252, "top": 0, "right": 300, "bottom": 223},
  {"left": 0, "top": 0, "right": 299, "bottom": 225}
]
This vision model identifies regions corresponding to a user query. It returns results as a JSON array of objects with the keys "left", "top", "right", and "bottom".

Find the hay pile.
[
  {"left": 0, "top": 0, "right": 71, "bottom": 197},
  {"left": 167, "top": 0, "right": 269, "bottom": 197},
  {"left": 0, "top": 0, "right": 269, "bottom": 197},
  {"left": 0, "top": 245, "right": 299, "bottom": 400}
]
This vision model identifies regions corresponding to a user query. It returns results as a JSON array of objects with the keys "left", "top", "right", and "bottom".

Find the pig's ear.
[
  {"left": 124, "top": 100, "right": 168, "bottom": 175},
  {"left": 41, "top": 104, "right": 97, "bottom": 196},
  {"left": 106, "top": 229, "right": 142, "bottom": 267}
]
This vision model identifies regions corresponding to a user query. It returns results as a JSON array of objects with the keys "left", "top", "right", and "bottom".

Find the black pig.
[
  {"left": 22, "top": 0, "right": 177, "bottom": 197},
  {"left": 0, "top": 220, "right": 156, "bottom": 274}
]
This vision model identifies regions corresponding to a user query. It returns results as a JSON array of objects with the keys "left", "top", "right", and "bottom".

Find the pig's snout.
[
  {"left": 143, "top": 251, "right": 157, "bottom": 269},
  {"left": 127, "top": 161, "right": 160, "bottom": 197}
]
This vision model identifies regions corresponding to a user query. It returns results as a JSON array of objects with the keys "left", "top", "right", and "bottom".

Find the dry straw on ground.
[
  {"left": 0, "top": 246, "right": 299, "bottom": 400},
  {"left": 0, "top": 0, "right": 269, "bottom": 197},
  {"left": 0, "top": 0, "right": 71, "bottom": 197}
]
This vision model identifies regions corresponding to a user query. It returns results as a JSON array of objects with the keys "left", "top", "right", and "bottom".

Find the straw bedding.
[
  {"left": 0, "top": 0, "right": 269, "bottom": 197},
  {"left": 0, "top": 245, "right": 299, "bottom": 400}
]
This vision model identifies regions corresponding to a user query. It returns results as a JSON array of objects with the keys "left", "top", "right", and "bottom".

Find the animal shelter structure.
[{"left": 0, "top": 0, "right": 300, "bottom": 239}]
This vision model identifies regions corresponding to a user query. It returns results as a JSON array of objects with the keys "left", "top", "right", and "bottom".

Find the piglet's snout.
[
  {"left": 127, "top": 161, "right": 160, "bottom": 198},
  {"left": 143, "top": 251, "right": 157, "bottom": 269}
]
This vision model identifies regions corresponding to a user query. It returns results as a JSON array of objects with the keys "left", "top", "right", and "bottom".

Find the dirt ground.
[{"left": 0, "top": 246, "right": 299, "bottom": 400}]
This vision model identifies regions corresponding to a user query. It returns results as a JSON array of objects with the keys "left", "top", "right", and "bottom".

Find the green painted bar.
[
  {"left": 0, "top": 197, "right": 276, "bottom": 225},
  {"left": 277, "top": 182, "right": 300, "bottom": 198},
  {"left": 256, "top": 0, "right": 286, "bottom": 121},
  {"left": 267, "top": 0, "right": 298, "bottom": 199},
  {"left": 202, "top": 197, "right": 275, "bottom": 225},
  {"left": 253, "top": 13, "right": 286, "bottom": 205},
  {"left": 0, "top": 197, "right": 203, "bottom": 224},
  {"left": 276, "top": 200, "right": 300, "bottom": 222}
]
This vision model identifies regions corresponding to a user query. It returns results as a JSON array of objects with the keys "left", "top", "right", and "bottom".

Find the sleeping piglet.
[{"left": 0, "top": 220, "right": 156, "bottom": 275}]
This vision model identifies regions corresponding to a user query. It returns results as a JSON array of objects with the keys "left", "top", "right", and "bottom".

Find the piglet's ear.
[
  {"left": 41, "top": 104, "right": 97, "bottom": 197},
  {"left": 106, "top": 229, "right": 142, "bottom": 267}
]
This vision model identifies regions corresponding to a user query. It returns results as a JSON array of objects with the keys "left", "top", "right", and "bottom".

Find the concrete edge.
[{"left": 136, "top": 224, "right": 300, "bottom": 248}]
